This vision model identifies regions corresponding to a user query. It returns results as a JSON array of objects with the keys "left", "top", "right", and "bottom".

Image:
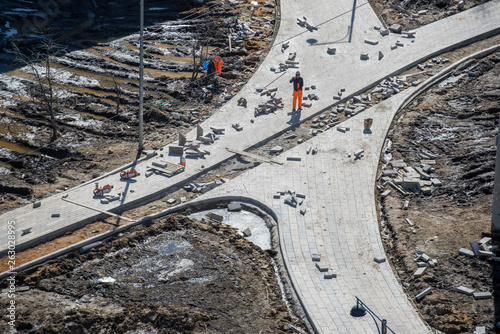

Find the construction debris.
[
  {"left": 232, "top": 123, "right": 243, "bottom": 131},
  {"left": 184, "top": 179, "right": 224, "bottom": 193},
  {"left": 416, "top": 287, "right": 432, "bottom": 300}
]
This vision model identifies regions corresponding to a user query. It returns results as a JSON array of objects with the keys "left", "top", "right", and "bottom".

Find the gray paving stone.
[
  {"left": 416, "top": 287, "right": 432, "bottom": 300},
  {"left": 413, "top": 267, "right": 426, "bottom": 278},
  {"left": 470, "top": 241, "right": 481, "bottom": 256},
  {"left": 479, "top": 237, "right": 492, "bottom": 245},
  {"left": 456, "top": 286, "right": 475, "bottom": 296},
  {"left": 315, "top": 263, "right": 329, "bottom": 272},
  {"left": 228, "top": 202, "right": 242, "bottom": 211},
  {"left": 459, "top": 248, "right": 475, "bottom": 257},
  {"left": 312, "top": 253, "right": 321, "bottom": 261},
  {"left": 473, "top": 292, "right": 492, "bottom": 300}
]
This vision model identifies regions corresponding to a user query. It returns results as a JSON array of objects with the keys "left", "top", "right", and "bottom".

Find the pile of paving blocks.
[
  {"left": 274, "top": 190, "right": 307, "bottom": 215},
  {"left": 308, "top": 112, "right": 339, "bottom": 136},
  {"left": 169, "top": 125, "right": 227, "bottom": 160},
  {"left": 371, "top": 76, "right": 411, "bottom": 100},
  {"left": 254, "top": 87, "right": 283, "bottom": 116},
  {"left": 183, "top": 178, "right": 226, "bottom": 193},
  {"left": 454, "top": 237, "right": 495, "bottom": 300},
  {"left": 416, "top": 57, "right": 450, "bottom": 71},
  {"left": 377, "top": 150, "right": 442, "bottom": 197},
  {"left": 335, "top": 94, "right": 372, "bottom": 117},
  {"left": 409, "top": 251, "right": 438, "bottom": 301},
  {"left": 222, "top": 12, "right": 274, "bottom": 45},
  {"left": 270, "top": 50, "right": 300, "bottom": 72}
]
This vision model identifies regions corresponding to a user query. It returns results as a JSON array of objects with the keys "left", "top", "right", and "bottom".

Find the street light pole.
[
  {"left": 491, "top": 115, "right": 500, "bottom": 234},
  {"left": 138, "top": 0, "right": 144, "bottom": 151}
]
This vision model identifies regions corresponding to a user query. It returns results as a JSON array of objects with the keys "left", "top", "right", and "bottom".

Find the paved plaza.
[{"left": 2, "top": 0, "right": 500, "bottom": 332}]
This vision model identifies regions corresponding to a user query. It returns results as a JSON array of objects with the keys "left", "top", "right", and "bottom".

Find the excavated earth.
[
  {"left": 377, "top": 48, "right": 500, "bottom": 334},
  {"left": 1, "top": 0, "right": 500, "bottom": 333},
  {"left": 0, "top": 214, "right": 307, "bottom": 333}
]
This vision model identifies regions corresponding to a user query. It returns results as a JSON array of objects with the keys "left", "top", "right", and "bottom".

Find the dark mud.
[
  {"left": 378, "top": 50, "right": 500, "bottom": 333},
  {"left": 0, "top": 0, "right": 276, "bottom": 210},
  {"left": 0, "top": 214, "right": 307, "bottom": 333}
]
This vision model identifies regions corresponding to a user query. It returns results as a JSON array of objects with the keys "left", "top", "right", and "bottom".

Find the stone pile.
[
  {"left": 183, "top": 178, "right": 226, "bottom": 193},
  {"left": 378, "top": 151, "right": 442, "bottom": 197}
]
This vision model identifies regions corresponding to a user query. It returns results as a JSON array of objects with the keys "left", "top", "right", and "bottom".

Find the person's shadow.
[{"left": 287, "top": 110, "right": 301, "bottom": 124}]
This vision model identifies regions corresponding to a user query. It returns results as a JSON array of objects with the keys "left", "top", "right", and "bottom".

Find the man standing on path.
[{"left": 290, "top": 71, "right": 303, "bottom": 112}]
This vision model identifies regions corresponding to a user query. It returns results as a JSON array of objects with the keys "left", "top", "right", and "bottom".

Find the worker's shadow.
[
  {"left": 119, "top": 178, "right": 137, "bottom": 183},
  {"left": 287, "top": 110, "right": 301, "bottom": 125}
]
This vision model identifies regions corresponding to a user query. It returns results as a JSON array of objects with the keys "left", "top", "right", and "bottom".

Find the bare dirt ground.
[
  {"left": 1, "top": 0, "right": 500, "bottom": 333},
  {"left": 0, "top": 214, "right": 307, "bottom": 333},
  {"left": 377, "top": 43, "right": 500, "bottom": 333}
]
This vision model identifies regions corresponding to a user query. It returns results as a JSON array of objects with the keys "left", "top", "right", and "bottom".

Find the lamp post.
[
  {"left": 492, "top": 115, "right": 500, "bottom": 234},
  {"left": 138, "top": 0, "right": 144, "bottom": 151}
]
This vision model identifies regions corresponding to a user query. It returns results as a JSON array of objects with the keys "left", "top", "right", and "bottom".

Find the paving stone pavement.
[
  {"left": 195, "top": 87, "right": 427, "bottom": 333},
  {"left": 1, "top": 0, "right": 500, "bottom": 332}
]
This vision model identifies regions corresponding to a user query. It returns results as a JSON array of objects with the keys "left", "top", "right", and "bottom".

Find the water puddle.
[
  {"left": 188, "top": 208, "right": 271, "bottom": 250},
  {"left": 0, "top": 138, "right": 39, "bottom": 155},
  {"left": 438, "top": 73, "right": 466, "bottom": 87},
  {"left": 153, "top": 240, "right": 189, "bottom": 255}
]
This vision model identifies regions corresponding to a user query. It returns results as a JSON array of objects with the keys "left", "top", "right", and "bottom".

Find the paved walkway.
[
  {"left": 196, "top": 87, "right": 426, "bottom": 333},
  {"left": 1, "top": 0, "right": 500, "bottom": 332}
]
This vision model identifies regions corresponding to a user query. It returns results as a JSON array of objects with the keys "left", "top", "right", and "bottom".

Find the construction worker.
[
  {"left": 214, "top": 56, "right": 224, "bottom": 75},
  {"left": 290, "top": 70, "right": 303, "bottom": 112}
]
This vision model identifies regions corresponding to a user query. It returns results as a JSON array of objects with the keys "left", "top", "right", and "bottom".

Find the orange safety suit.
[
  {"left": 214, "top": 56, "right": 224, "bottom": 75},
  {"left": 290, "top": 74, "right": 303, "bottom": 109}
]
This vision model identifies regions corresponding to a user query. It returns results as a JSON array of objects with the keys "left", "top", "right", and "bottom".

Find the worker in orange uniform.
[
  {"left": 290, "top": 70, "right": 303, "bottom": 112},
  {"left": 214, "top": 56, "right": 224, "bottom": 75}
]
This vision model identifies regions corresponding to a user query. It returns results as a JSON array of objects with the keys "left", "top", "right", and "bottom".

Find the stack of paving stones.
[
  {"left": 416, "top": 56, "right": 450, "bottom": 71},
  {"left": 335, "top": 94, "right": 373, "bottom": 117},
  {"left": 223, "top": 9, "right": 274, "bottom": 46},
  {"left": 254, "top": 87, "right": 283, "bottom": 116},
  {"left": 183, "top": 178, "right": 227, "bottom": 193},
  {"left": 274, "top": 190, "right": 307, "bottom": 215},
  {"left": 457, "top": 236, "right": 494, "bottom": 300},
  {"left": 308, "top": 111, "right": 338, "bottom": 136},
  {"left": 377, "top": 150, "right": 442, "bottom": 198}
]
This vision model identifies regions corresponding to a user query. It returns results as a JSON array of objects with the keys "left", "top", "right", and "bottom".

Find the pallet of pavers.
[{"left": 148, "top": 160, "right": 185, "bottom": 176}]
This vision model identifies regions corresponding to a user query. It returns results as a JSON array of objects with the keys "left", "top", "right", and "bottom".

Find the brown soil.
[
  {"left": 376, "top": 39, "right": 500, "bottom": 333},
  {"left": 0, "top": 214, "right": 307, "bottom": 333}
]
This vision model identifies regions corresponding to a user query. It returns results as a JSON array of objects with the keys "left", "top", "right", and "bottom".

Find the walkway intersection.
[{"left": 2, "top": 0, "right": 500, "bottom": 333}]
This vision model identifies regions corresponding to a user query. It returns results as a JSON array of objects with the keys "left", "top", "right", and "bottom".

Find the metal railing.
[{"left": 351, "top": 296, "right": 396, "bottom": 334}]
